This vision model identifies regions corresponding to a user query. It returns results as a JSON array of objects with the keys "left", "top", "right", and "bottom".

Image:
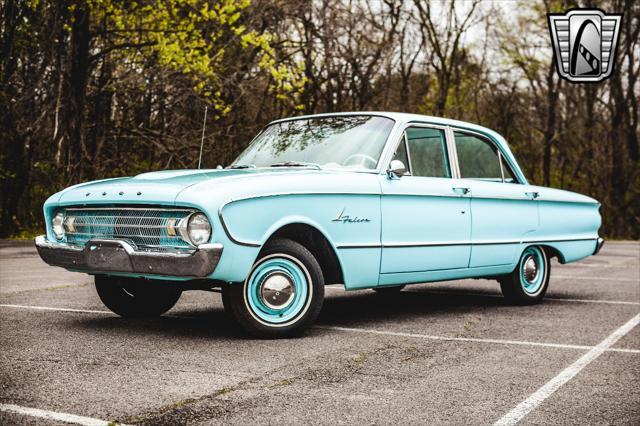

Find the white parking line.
[
  {"left": 545, "top": 297, "right": 639, "bottom": 306},
  {"left": 2, "top": 303, "right": 639, "bottom": 355},
  {"left": 494, "top": 313, "right": 640, "bottom": 425},
  {"left": 0, "top": 403, "right": 127, "bottom": 426},
  {"left": 315, "top": 325, "right": 640, "bottom": 354},
  {"left": 0, "top": 304, "right": 112, "bottom": 315},
  {"left": 552, "top": 275, "right": 639, "bottom": 282},
  {"left": 0, "top": 304, "right": 199, "bottom": 320},
  {"left": 325, "top": 286, "right": 640, "bottom": 306},
  {"left": 404, "top": 290, "right": 640, "bottom": 306}
]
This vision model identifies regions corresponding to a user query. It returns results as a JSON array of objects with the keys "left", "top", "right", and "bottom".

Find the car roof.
[{"left": 269, "top": 111, "right": 504, "bottom": 142}]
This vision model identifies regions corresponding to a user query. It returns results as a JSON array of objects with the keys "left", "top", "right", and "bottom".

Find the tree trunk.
[
  {"left": 542, "top": 62, "right": 559, "bottom": 187},
  {"left": 0, "top": 0, "right": 28, "bottom": 237},
  {"left": 63, "top": 4, "right": 91, "bottom": 184}
]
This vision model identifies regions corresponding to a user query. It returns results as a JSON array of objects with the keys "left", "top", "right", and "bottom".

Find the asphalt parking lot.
[{"left": 0, "top": 240, "right": 638, "bottom": 425}]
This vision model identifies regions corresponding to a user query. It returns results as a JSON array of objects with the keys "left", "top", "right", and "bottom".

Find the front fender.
[{"left": 217, "top": 193, "right": 382, "bottom": 287}]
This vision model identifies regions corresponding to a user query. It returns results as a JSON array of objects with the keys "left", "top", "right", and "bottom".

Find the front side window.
[
  {"left": 405, "top": 127, "right": 450, "bottom": 178},
  {"left": 232, "top": 115, "right": 395, "bottom": 171},
  {"left": 454, "top": 131, "right": 517, "bottom": 183}
]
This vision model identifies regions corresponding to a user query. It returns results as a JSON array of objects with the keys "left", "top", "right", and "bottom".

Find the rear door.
[{"left": 452, "top": 130, "right": 538, "bottom": 267}]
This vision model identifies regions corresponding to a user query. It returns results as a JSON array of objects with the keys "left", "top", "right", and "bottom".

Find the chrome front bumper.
[{"left": 35, "top": 236, "right": 223, "bottom": 278}]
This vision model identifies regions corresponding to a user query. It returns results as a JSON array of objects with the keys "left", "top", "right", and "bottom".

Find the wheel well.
[
  {"left": 539, "top": 244, "right": 565, "bottom": 264},
  {"left": 264, "top": 223, "right": 344, "bottom": 285}
]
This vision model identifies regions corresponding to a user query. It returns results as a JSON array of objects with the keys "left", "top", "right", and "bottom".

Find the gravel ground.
[{"left": 0, "top": 240, "right": 638, "bottom": 425}]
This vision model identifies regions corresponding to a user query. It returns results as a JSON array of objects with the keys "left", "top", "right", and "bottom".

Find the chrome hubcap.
[
  {"left": 260, "top": 272, "right": 296, "bottom": 309},
  {"left": 523, "top": 256, "right": 538, "bottom": 282}
]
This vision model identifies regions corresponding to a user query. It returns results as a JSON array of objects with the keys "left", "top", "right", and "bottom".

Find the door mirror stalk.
[{"left": 387, "top": 160, "right": 407, "bottom": 179}]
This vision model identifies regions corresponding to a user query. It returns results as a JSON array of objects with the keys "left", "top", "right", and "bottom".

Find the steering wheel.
[{"left": 342, "top": 153, "right": 378, "bottom": 169}]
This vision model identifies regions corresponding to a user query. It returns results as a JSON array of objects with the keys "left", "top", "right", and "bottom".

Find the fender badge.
[{"left": 332, "top": 208, "right": 370, "bottom": 224}]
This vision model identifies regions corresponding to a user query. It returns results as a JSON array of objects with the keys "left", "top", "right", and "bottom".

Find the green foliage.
[
  {"left": 0, "top": 157, "right": 16, "bottom": 180},
  {"left": 87, "top": 0, "right": 305, "bottom": 116}
]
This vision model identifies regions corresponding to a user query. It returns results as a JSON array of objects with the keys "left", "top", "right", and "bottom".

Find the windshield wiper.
[
  {"left": 226, "top": 164, "right": 256, "bottom": 169},
  {"left": 269, "top": 161, "right": 321, "bottom": 169}
]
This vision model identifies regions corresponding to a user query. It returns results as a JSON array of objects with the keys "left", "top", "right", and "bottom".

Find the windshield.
[{"left": 232, "top": 115, "right": 395, "bottom": 171}]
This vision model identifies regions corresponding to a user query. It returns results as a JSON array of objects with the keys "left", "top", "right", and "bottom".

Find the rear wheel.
[
  {"left": 500, "top": 246, "right": 550, "bottom": 305},
  {"left": 222, "top": 238, "right": 324, "bottom": 338},
  {"left": 95, "top": 275, "right": 182, "bottom": 317},
  {"left": 373, "top": 285, "right": 405, "bottom": 294}
]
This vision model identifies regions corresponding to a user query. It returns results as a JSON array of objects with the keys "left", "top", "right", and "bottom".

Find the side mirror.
[{"left": 387, "top": 160, "right": 406, "bottom": 178}]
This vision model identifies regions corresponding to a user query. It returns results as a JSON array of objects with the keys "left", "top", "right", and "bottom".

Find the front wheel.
[
  {"left": 499, "top": 246, "right": 550, "bottom": 305},
  {"left": 95, "top": 275, "right": 182, "bottom": 317},
  {"left": 222, "top": 238, "right": 324, "bottom": 338}
]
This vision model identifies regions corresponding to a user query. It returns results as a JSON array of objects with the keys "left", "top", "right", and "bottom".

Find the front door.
[{"left": 380, "top": 125, "right": 472, "bottom": 275}]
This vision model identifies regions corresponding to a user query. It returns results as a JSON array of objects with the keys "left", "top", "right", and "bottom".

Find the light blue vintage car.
[{"left": 36, "top": 112, "right": 604, "bottom": 337}]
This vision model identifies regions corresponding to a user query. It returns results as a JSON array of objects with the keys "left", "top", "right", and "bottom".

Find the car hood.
[
  {"left": 55, "top": 168, "right": 342, "bottom": 205},
  {"left": 56, "top": 169, "right": 256, "bottom": 205}
]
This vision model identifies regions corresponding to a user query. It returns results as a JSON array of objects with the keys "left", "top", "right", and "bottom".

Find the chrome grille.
[{"left": 63, "top": 207, "right": 194, "bottom": 250}]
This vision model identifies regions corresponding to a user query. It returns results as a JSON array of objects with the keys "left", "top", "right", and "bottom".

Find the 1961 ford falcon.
[{"left": 36, "top": 112, "right": 604, "bottom": 337}]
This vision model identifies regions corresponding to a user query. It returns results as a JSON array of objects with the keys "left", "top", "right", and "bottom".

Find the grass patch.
[
  {"left": 9, "top": 229, "right": 41, "bottom": 240},
  {"left": 351, "top": 352, "right": 368, "bottom": 365},
  {"left": 269, "top": 377, "right": 296, "bottom": 388}
]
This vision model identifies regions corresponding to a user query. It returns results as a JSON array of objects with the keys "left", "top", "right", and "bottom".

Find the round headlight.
[
  {"left": 52, "top": 212, "right": 65, "bottom": 240},
  {"left": 187, "top": 213, "right": 211, "bottom": 246}
]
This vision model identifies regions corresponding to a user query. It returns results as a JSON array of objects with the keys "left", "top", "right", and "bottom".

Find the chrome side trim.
[
  {"left": 334, "top": 243, "right": 381, "bottom": 249},
  {"left": 472, "top": 240, "right": 524, "bottom": 246},
  {"left": 523, "top": 237, "right": 598, "bottom": 244},
  {"left": 383, "top": 241, "right": 471, "bottom": 248},
  {"left": 383, "top": 191, "right": 463, "bottom": 198},
  {"left": 336, "top": 237, "right": 599, "bottom": 250},
  {"left": 35, "top": 236, "right": 223, "bottom": 278}
]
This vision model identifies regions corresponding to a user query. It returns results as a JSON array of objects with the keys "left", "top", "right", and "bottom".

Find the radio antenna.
[{"left": 197, "top": 106, "right": 208, "bottom": 169}]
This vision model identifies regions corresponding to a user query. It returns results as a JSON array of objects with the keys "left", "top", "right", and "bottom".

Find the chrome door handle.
[
  {"left": 525, "top": 191, "right": 540, "bottom": 199},
  {"left": 453, "top": 187, "right": 470, "bottom": 195}
]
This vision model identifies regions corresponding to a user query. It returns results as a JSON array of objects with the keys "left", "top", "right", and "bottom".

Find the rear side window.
[
  {"left": 405, "top": 127, "right": 450, "bottom": 178},
  {"left": 454, "top": 131, "right": 517, "bottom": 183}
]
